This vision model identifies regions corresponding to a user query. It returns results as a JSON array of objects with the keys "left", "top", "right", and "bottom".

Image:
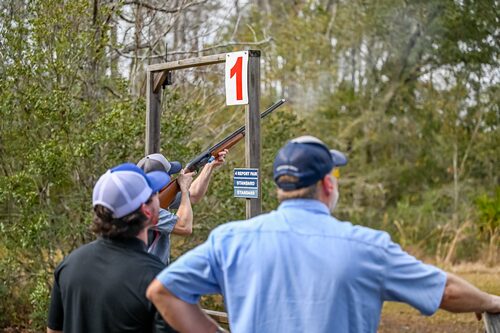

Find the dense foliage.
[
  {"left": 228, "top": 0, "right": 499, "bottom": 266},
  {"left": 0, "top": 0, "right": 498, "bottom": 330}
]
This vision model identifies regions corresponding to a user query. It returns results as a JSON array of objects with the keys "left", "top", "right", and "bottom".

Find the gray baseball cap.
[{"left": 137, "top": 153, "right": 182, "bottom": 175}]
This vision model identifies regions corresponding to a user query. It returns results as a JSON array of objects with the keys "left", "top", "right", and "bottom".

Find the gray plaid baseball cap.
[{"left": 137, "top": 153, "right": 182, "bottom": 175}]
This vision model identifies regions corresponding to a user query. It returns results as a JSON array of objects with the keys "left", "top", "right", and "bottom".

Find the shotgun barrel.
[{"left": 158, "top": 98, "right": 286, "bottom": 208}]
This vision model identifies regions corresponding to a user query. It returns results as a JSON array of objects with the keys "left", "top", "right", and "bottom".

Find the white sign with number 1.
[{"left": 225, "top": 51, "right": 249, "bottom": 105}]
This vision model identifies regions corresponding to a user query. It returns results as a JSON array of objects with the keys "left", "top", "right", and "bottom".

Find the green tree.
[
  {"left": 0, "top": 0, "right": 145, "bottom": 328},
  {"left": 475, "top": 188, "right": 500, "bottom": 266}
]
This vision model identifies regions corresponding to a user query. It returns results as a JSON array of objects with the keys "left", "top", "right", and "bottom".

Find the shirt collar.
[
  {"left": 100, "top": 236, "right": 147, "bottom": 252},
  {"left": 278, "top": 199, "right": 331, "bottom": 215}
]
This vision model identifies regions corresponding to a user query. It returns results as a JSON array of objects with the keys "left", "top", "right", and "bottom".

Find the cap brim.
[
  {"left": 330, "top": 149, "right": 348, "bottom": 167},
  {"left": 168, "top": 161, "right": 182, "bottom": 175},
  {"left": 146, "top": 171, "right": 171, "bottom": 192}
]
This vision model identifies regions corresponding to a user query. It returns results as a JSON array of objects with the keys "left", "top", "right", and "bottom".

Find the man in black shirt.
[{"left": 47, "top": 163, "right": 186, "bottom": 333}]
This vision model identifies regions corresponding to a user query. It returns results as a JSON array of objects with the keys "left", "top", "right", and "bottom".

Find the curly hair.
[{"left": 91, "top": 196, "right": 153, "bottom": 239}]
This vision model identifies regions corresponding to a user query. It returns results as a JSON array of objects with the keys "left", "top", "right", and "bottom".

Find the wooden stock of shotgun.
[{"left": 158, "top": 99, "right": 286, "bottom": 208}]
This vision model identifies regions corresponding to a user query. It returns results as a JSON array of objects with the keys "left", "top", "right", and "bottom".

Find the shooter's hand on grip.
[{"left": 209, "top": 149, "right": 228, "bottom": 168}]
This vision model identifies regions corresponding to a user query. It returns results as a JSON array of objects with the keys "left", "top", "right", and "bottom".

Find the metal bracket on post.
[
  {"left": 245, "top": 50, "right": 261, "bottom": 219},
  {"left": 163, "top": 42, "right": 173, "bottom": 87}
]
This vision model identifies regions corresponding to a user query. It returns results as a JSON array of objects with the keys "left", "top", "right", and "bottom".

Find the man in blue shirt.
[{"left": 146, "top": 136, "right": 500, "bottom": 333}]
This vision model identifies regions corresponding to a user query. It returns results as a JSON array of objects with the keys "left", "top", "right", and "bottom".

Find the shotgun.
[{"left": 159, "top": 98, "right": 286, "bottom": 208}]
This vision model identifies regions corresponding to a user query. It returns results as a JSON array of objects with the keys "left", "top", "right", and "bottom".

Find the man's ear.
[
  {"left": 321, "top": 174, "right": 334, "bottom": 196},
  {"left": 140, "top": 203, "right": 152, "bottom": 219}
]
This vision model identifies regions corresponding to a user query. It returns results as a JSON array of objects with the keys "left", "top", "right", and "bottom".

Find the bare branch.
[
  {"left": 246, "top": 23, "right": 258, "bottom": 42},
  {"left": 162, "top": 37, "right": 273, "bottom": 57},
  {"left": 122, "top": 0, "right": 208, "bottom": 14},
  {"left": 118, "top": 13, "right": 136, "bottom": 24},
  {"left": 231, "top": 10, "right": 243, "bottom": 41},
  {"left": 114, "top": 33, "right": 272, "bottom": 60}
]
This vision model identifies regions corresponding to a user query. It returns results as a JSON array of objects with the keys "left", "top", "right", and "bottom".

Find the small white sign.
[
  {"left": 233, "top": 168, "right": 259, "bottom": 199},
  {"left": 225, "top": 51, "right": 249, "bottom": 105}
]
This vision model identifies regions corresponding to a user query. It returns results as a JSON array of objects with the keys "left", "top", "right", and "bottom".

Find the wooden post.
[
  {"left": 146, "top": 70, "right": 162, "bottom": 155},
  {"left": 485, "top": 313, "right": 500, "bottom": 333},
  {"left": 245, "top": 50, "right": 261, "bottom": 219}
]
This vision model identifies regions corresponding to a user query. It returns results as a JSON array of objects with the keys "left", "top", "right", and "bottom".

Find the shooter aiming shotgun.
[{"left": 159, "top": 98, "right": 286, "bottom": 208}]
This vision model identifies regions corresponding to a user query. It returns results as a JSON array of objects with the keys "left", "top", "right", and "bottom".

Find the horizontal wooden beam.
[{"left": 148, "top": 53, "right": 227, "bottom": 72}]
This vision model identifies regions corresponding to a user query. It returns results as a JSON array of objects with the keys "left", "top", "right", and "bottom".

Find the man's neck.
[{"left": 136, "top": 228, "right": 148, "bottom": 245}]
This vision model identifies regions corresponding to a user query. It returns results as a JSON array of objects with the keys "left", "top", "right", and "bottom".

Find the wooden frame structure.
[{"left": 145, "top": 51, "right": 262, "bottom": 219}]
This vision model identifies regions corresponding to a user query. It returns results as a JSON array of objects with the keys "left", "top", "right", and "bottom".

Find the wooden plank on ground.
[
  {"left": 485, "top": 313, "right": 500, "bottom": 333},
  {"left": 203, "top": 309, "right": 229, "bottom": 324}
]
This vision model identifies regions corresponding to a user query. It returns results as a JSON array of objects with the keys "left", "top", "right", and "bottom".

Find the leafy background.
[{"left": 0, "top": 0, "right": 498, "bottom": 330}]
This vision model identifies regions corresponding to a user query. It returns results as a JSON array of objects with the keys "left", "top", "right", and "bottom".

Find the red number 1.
[{"left": 230, "top": 56, "right": 243, "bottom": 100}]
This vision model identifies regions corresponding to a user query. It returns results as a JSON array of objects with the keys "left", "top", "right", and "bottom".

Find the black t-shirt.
[{"left": 47, "top": 237, "right": 175, "bottom": 333}]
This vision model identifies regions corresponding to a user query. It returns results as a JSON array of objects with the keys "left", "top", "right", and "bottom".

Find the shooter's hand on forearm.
[
  {"left": 172, "top": 169, "right": 195, "bottom": 235},
  {"left": 177, "top": 169, "right": 195, "bottom": 193}
]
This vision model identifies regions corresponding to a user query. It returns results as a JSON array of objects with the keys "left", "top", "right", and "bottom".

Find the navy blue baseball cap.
[{"left": 273, "top": 136, "right": 348, "bottom": 190}]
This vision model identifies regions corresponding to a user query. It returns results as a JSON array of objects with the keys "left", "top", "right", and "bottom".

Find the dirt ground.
[
  {"left": 379, "top": 304, "right": 485, "bottom": 332},
  {"left": 378, "top": 265, "right": 500, "bottom": 332}
]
